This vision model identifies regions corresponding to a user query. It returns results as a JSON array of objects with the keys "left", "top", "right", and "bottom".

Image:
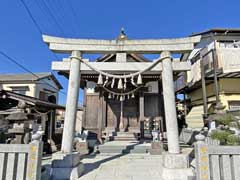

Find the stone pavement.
[{"left": 79, "top": 154, "right": 163, "bottom": 180}]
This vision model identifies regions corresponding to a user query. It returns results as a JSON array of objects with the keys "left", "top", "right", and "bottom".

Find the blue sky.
[{"left": 0, "top": 0, "right": 240, "bottom": 105}]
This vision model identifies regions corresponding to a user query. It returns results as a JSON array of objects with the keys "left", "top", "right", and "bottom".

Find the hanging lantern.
[
  {"left": 108, "top": 93, "right": 111, "bottom": 99},
  {"left": 103, "top": 76, "right": 109, "bottom": 87},
  {"left": 127, "top": 94, "right": 130, "bottom": 99},
  {"left": 131, "top": 93, "right": 135, "bottom": 98},
  {"left": 97, "top": 74, "right": 103, "bottom": 85},
  {"left": 137, "top": 74, "right": 142, "bottom": 85},
  {"left": 111, "top": 78, "right": 115, "bottom": 88},
  {"left": 117, "top": 78, "right": 123, "bottom": 89}
]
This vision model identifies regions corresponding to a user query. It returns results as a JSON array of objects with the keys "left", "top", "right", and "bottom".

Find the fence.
[
  {"left": 0, "top": 140, "right": 43, "bottom": 180},
  {"left": 195, "top": 136, "right": 240, "bottom": 180}
]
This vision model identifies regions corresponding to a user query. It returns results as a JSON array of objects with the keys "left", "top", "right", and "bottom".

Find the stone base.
[
  {"left": 163, "top": 153, "right": 189, "bottom": 168},
  {"left": 51, "top": 162, "right": 84, "bottom": 180},
  {"left": 162, "top": 153, "right": 195, "bottom": 180},
  {"left": 150, "top": 141, "right": 163, "bottom": 155},
  {"left": 50, "top": 152, "right": 84, "bottom": 180},
  {"left": 151, "top": 141, "right": 163, "bottom": 149},
  {"left": 149, "top": 149, "right": 162, "bottom": 155},
  {"left": 162, "top": 167, "right": 195, "bottom": 180},
  {"left": 75, "top": 141, "right": 89, "bottom": 155}
]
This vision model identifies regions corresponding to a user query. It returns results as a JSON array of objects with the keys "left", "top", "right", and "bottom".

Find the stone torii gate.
[{"left": 43, "top": 34, "right": 201, "bottom": 180}]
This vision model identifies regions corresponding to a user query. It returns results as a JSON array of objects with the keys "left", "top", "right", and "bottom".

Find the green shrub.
[
  {"left": 215, "top": 114, "right": 233, "bottom": 126},
  {"left": 210, "top": 130, "right": 232, "bottom": 144},
  {"left": 227, "top": 135, "right": 240, "bottom": 145}
]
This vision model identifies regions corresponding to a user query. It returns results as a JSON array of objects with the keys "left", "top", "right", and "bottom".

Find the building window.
[
  {"left": 39, "top": 91, "right": 48, "bottom": 101},
  {"left": 219, "top": 41, "right": 240, "bottom": 48},
  {"left": 228, "top": 101, "right": 240, "bottom": 111},
  {"left": 10, "top": 86, "right": 29, "bottom": 95}
]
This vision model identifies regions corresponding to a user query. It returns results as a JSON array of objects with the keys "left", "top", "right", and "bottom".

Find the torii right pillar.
[
  {"left": 161, "top": 51, "right": 195, "bottom": 180},
  {"left": 161, "top": 51, "right": 180, "bottom": 154}
]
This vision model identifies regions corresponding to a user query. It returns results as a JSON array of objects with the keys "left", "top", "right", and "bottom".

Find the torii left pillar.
[{"left": 51, "top": 51, "right": 84, "bottom": 180}]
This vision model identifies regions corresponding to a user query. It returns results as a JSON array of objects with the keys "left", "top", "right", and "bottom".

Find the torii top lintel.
[{"left": 42, "top": 35, "right": 201, "bottom": 54}]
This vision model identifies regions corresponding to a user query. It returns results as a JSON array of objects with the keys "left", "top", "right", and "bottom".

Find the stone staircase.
[
  {"left": 186, "top": 105, "right": 204, "bottom": 129},
  {"left": 109, "top": 132, "right": 139, "bottom": 141},
  {"left": 96, "top": 141, "right": 151, "bottom": 154},
  {"left": 80, "top": 154, "right": 164, "bottom": 180}
]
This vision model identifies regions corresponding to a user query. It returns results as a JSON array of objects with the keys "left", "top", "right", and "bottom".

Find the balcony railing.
[{"left": 175, "top": 47, "right": 240, "bottom": 92}]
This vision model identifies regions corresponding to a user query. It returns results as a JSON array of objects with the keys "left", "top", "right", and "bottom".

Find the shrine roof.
[{"left": 95, "top": 53, "right": 151, "bottom": 62}]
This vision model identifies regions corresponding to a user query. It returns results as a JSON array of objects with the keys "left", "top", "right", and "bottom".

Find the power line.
[
  {"left": 63, "top": 0, "right": 80, "bottom": 36},
  {"left": 34, "top": 0, "right": 59, "bottom": 35},
  {"left": 0, "top": 51, "right": 83, "bottom": 105},
  {"left": 20, "top": 0, "right": 43, "bottom": 35},
  {"left": 40, "top": 0, "right": 66, "bottom": 36},
  {"left": 46, "top": 0, "right": 76, "bottom": 36},
  {"left": 20, "top": 0, "right": 59, "bottom": 62},
  {"left": 0, "top": 51, "right": 67, "bottom": 95},
  {"left": 18, "top": 0, "right": 82, "bottom": 104}
]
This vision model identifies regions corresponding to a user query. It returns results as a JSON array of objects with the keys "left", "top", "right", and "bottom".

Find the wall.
[
  {"left": 2, "top": 83, "right": 36, "bottom": 97},
  {"left": 218, "top": 78, "right": 240, "bottom": 110},
  {"left": 35, "top": 78, "right": 59, "bottom": 102},
  {"left": 188, "top": 78, "right": 240, "bottom": 108},
  {"left": 1, "top": 77, "right": 60, "bottom": 102},
  {"left": 188, "top": 83, "right": 216, "bottom": 105}
]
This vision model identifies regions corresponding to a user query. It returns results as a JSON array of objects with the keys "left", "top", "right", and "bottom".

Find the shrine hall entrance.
[
  {"left": 106, "top": 96, "right": 139, "bottom": 132},
  {"left": 83, "top": 92, "right": 141, "bottom": 141},
  {"left": 83, "top": 87, "right": 165, "bottom": 142}
]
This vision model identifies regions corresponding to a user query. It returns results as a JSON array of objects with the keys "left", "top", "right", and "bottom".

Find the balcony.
[{"left": 175, "top": 46, "right": 240, "bottom": 92}]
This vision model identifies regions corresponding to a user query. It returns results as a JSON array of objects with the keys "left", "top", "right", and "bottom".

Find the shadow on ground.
[{"left": 82, "top": 142, "right": 141, "bottom": 176}]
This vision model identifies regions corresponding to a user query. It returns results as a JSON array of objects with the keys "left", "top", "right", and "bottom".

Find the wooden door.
[
  {"left": 106, "top": 97, "right": 139, "bottom": 130},
  {"left": 84, "top": 94, "right": 101, "bottom": 133},
  {"left": 106, "top": 99, "right": 120, "bottom": 129},
  {"left": 123, "top": 97, "right": 139, "bottom": 128},
  {"left": 144, "top": 94, "right": 162, "bottom": 118}
]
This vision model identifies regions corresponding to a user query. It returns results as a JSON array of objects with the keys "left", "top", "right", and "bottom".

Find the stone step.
[
  {"left": 97, "top": 142, "right": 151, "bottom": 154},
  {"left": 98, "top": 149, "right": 149, "bottom": 154},
  {"left": 113, "top": 137, "right": 138, "bottom": 141},
  {"left": 98, "top": 144, "right": 150, "bottom": 150},
  {"left": 130, "top": 149, "right": 148, "bottom": 154},
  {"left": 109, "top": 132, "right": 139, "bottom": 141}
]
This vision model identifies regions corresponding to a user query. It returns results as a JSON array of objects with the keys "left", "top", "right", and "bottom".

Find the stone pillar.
[
  {"left": 51, "top": 51, "right": 84, "bottom": 180},
  {"left": 161, "top": 52, "right": 194, "bottom": 180},
  {"left": 161, "top": 51, "right": 180, "bottom": 154},
  {"left": 61, "top": 50, "right": 81, "bottom": 153}
]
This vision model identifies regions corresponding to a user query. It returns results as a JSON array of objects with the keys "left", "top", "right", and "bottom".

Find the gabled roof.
[
  {"left": 95, "top": 29, "right": 151, "bottom": 63},
  {"left": 0, "top": 72, "right": 63, "bottom": 89},
  {"left": 95, "top": 53, "right": 151, "bottom": 62}
]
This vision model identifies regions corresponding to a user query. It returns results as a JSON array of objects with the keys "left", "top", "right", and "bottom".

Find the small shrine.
[{"left": 43, "top": 30, "right": 200, "bottom": 179}]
